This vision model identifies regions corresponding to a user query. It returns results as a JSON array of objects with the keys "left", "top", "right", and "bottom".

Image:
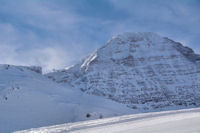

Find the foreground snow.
[{"left": 16, "top": 107, "right": 200, "bottom": 133}]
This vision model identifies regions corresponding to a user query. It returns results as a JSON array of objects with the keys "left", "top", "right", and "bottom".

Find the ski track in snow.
[{"left": 15, "top": 107, "right": 200, "bottom": 133}]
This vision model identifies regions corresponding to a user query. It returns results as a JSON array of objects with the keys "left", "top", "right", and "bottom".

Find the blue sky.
[{"left": 0, "top": 0, "right": 199, "bottom": 72}]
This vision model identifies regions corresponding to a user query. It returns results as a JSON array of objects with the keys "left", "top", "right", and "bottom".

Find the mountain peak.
[
  {"left": 89, "top": 32, "right": 168, "bottom": 65},
  {"left": 111, "top": 32, "right": 161, "bottom": 40},
  {"left": 47, "top": 32, "right": 200, "bottom": 111},
  {"left": 107, "top": 32, "right": 163, "bottom": 46}
]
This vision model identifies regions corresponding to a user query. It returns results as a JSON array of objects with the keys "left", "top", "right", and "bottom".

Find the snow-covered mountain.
[
  {"left": 47, "top": 32, "right": 200, "bottom": 110},
  {"left": 0, "top": 64, "right": 133, "bottom": 133},
  {"left": 1, "top": 32, "right": 200, "bottom": 132}
]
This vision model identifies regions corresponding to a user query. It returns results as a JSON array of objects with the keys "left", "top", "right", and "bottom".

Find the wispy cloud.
[
  {"left": 0, "top": 0, "right": 199, "bottom": 71},
  {"left": 0, "top": 0, "right": 92, "bottom": 72}
]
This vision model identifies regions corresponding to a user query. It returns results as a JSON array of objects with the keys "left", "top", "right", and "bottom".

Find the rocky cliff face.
[{"left": 47, "top": 32, "right": 200, "bottom": 110}]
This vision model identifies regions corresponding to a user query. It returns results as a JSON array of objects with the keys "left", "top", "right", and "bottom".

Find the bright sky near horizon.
[{"left": 0, "top": 0, "right": 199, "bottom": 72}]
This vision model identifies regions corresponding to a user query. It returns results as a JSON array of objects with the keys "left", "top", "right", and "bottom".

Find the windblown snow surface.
[{"left": 15, "top": 107, "right": 200, "bottom": 133}]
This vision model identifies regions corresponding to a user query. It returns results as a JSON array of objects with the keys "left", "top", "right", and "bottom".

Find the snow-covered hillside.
[
  {"left": 0, "top": 64, "right": 134, "bottom": 133},
  {"left": 47, "top": 32, "right": 200, "bottom": 110},
  {"left": 15, "top": 107, "right": 200, "bottom": 133}
]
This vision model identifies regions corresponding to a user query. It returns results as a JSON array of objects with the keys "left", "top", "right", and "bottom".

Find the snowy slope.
[
  {"left": 0, "top": 64, "right": 134, "bottom": 133},
  {"left": 47, "top": 32, "right": 200, "bottom": 110},
  {"left": 15, "top": 107, "right": 200, "bottom": 133}
]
